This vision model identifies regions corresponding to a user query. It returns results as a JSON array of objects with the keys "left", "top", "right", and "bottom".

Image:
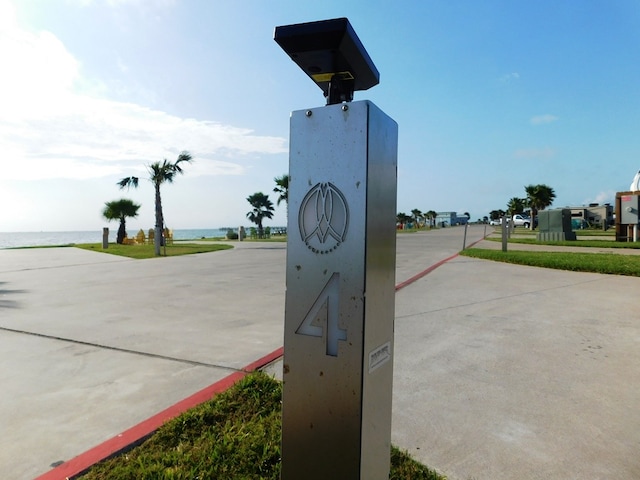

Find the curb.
[
  {"left": 36, "top": 234, "right": 481, "bottom": 479},
  {"left": 35, "top": 347, "right": 284, "bottom": 480},
  {"left": 395, "top": 236, "right": 485, "bottom": 292}
]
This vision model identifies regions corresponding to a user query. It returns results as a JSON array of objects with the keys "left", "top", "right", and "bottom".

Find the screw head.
[
  {"left": 305, "top": 110, "right": 313, "bottom": 117},
  {"left": 341, "top": 105, "right": 349, "bottom": 111}
]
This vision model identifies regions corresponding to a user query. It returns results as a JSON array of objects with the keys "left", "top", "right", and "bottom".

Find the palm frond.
[
  {"left": 176, "top": 151, "right": 193, "bottom": 165},
  {"left": 117, "top": 176, "right": 139, "bottom": 189}
]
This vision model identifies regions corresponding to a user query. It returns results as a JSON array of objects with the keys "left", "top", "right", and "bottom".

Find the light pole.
[{"left": 275, "top": 18, "right": 398, "bottom": 480}]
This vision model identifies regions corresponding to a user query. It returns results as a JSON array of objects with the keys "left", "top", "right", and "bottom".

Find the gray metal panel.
[
  {"left": 282, "top": 100, "right": 397, "bottom": 479},
  {"left": 360, "top": 101, "right": 397, "bottom": 479},
  {"left": 538, "top": 211, "right": 549, "bottom": 231},
  {"left": 620, "top": 195, "right": 639, "bottom": 224},
  {"left": 539, "top": 209, "right": 572, "bottom": 233}
]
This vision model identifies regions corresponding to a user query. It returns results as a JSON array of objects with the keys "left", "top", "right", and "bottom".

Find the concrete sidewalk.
[
  {"left": 392, "top": 253, "right": 640, "bottom": 479},
  {"left": 1, "top": 242, "right": 287, "bottom": 479},
  {"left": 2, "top": 226, "right": 639, "bottom": 479}
]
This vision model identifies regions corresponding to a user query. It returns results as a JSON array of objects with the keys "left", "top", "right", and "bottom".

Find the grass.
[
  {"left": 79, "top": 372, "right": 445, "bottom": 480},
  {"left": 489, "top": 227, "right": 615, "bottom": 237},
  {"left": 461, "top": 247, "right": 640, "bottom": 276},
  {"left": 75, "top": 242, "right": 233, "bottom": 259},
  {"left": 485, "top": 236, "right": 640, "bottom": 249},
  {"left": 572, "top": 229, "right": 615, "bottom": 236}
]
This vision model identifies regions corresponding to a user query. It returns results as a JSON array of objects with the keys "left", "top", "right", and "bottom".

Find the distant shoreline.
[{"left": 0, "top": 228, "right": 286, "bottom": 249}]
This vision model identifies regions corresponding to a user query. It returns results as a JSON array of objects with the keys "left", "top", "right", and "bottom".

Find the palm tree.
[
  {"left": 525, "top": 184, "right": 556, "bottom": 230},
  {"left": 396, "top": 212, "right": 411, "bottom": 229},
  {"left": 489, "top": 209, "right": 505, "bottom": 221},
  {"left": 102, "top": 198, "right": 141, "bottom": 244},
  {"left": 410, "top": 209, "right": 423, "bottom": 229},
  {"left": 246, "top": 192, "right": 275, "bottom": 238},
  {"left": 118, "top": 151, "right": 193, "bottom": 256},
  {"left": 425, "top": 210, "right": 438, "bottom": 229},
  {"left": 273, "top": 174, "right": 289, "bottom": 207},
  {"left": 506, "top": 197, "right": 526, "bottom": 215}
]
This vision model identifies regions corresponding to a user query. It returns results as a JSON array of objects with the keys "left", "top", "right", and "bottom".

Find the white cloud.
[
  {"left": 0, "top": 0, "right": 286, "bottom": 181},
  {"left": 105, "top": 0, "right": 176, "bottom": 7},
  {"left": 66, "top": 0, "right": 176, "bottom": 7},
  {"left": 116, "top": 56, "right": 129, "bottom": 73},
  {"left": 514, "top": 147, "right": 555, "bottom": 159},
  {"left": 499, "top": 72, "right": 520, "bottom": 83},
  {"left": 586, "top": 191, "right": 615, "bottom": 206},
  {"left": 530, "top": 114, "right": 559, "bottom": 125},
  {"left": 0, "top": 0, "right": 17, "bottom": 30}
]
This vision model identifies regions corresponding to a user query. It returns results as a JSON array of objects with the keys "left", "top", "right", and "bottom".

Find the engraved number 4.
[{"left": 296, "top": 273, "right": 347, "bottom": 357}]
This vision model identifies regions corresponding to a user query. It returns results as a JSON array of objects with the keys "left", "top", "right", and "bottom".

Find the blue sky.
[{"left": 1, "top": 0, "right": 639, "bottom": 231}]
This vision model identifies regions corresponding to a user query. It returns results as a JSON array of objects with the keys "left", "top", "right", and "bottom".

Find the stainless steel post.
[
  {"left": 502, "top": 216, "right": 508, "bottom": 252},
  {"left": 463, "top": 222, "right": 468, "bottom": 249},
  {"left": 282, "top": 100, "right": 398, "bottom": 479}
]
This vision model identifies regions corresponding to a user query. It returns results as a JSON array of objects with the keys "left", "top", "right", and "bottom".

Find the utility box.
[
  {"left": 282, "top": 100, "right": 397, "bottom": 480},
  {"left": 276, "top": 18, "right": 397, "bottom": 479},
  {"left": 615, "top": 191, "right": 640, "bottom": 242},
  {"left": 537, "top": 209, "right": 576, "bottom": 241},
  {"left": 619, "top": 194, "right": 639, "bottom": 224}
]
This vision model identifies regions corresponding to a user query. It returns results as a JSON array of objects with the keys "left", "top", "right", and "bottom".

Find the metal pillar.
[
  {"left": 501, "top": 216, "right": 508, "bottom": 252},
  {"left": 282, "top": 100, "right": 398, "bottom": 479},
  {"left": 463, "top": 222, "right": 468, "bottom": 250}
]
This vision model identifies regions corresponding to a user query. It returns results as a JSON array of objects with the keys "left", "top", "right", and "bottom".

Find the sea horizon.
[{"left": 0, "top": 227, "right": 285, "bottom": 250}]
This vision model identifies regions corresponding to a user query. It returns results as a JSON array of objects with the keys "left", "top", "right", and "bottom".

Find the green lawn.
[
  {"left": 75, "top": 242, "right": 233, "bottom": 259},
  {"left": 461, "top": 248, "right": 640, "bottom": 276},
  {"left": 489, "top": 227, "right": 615, "bottom": 238},
  {"left": 485, "top": 236, "right": 640, "bottom": 249},
  {"left": 79, "top": 373, "right": 445, "bottom": 480}
]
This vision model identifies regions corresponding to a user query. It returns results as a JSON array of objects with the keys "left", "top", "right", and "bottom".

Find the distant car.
[
  {"left": 489, "top": 215, "right": 534, "bottom": 228},
  {"left": 512, "top": 214, "right": 532, "bottom": 228}
]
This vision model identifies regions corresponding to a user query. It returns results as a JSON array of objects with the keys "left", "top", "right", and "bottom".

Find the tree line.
[
  {"left": 102, "top": 152, "right": 193, "bottom": 255},
  {"left": 107, "top": 167, "right": 542, "bottom": 250},
  {"left": 101, "top": 162, "right": 289, "bottom": 253},
  {"left": 489, "top": 184, "right": 556, "bottom": 228}
]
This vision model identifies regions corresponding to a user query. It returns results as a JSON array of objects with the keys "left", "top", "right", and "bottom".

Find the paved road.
[
  {"left": 2, "top": 225, "right": 639, "bottom": 479},
  {"left": 1, "top": 243, "right": 288, "bottom": 479}
]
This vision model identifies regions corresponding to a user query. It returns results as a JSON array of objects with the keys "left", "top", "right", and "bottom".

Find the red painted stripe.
[
  {"left": 394, "top": 234, "right": 486, "bottom": 291},
  {"left": 243, "top": 346, "right": 284, "bottom": 372},
  {"left": 35, "top": 346, "right": 285, "bottom": 480},
  {"left": 395, "top": 252, "right": 459, "bottom": 291},
  {"left": 466, "top": 236, "right": 485, "bottom": 249},
  {"left": 36, "top": 237, "right": 482, "bottom": 480}
]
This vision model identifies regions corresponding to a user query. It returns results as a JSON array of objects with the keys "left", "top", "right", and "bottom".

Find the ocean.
[{"left": 0, "top": 229, "right": 241, "bottom": 249}]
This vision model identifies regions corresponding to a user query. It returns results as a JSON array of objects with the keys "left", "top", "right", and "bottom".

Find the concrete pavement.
[
  {"left": 2, "top": 226, "right": 639, "bottom": 479},
  {"left": 1, "top": 242, "right": 287, "bottom": 479},
  {"left": 392, "top": 247, "right": 640, "bottom": 479}
]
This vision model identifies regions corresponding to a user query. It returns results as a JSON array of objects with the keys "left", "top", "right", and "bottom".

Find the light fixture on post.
[
  {"left": 275, "top": 18, "right": 397, "bottom": 480},
  {"left": 274, "top": 17, "right": 380, "bottom": 105}
]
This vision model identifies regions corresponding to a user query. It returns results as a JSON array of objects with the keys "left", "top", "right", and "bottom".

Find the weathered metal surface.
[{"left": 282, "top": 100, "right": 398, "bottom": 479}]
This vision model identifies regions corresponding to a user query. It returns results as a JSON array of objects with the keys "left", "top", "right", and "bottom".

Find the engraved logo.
[{"left": 299, "top": 182, "right": 349, "bottom": 254}]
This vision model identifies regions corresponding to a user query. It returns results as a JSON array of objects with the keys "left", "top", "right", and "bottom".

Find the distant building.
[
  {"left": 435, "top": 212, "right": 468, "bottom": 227},
  {"left": 565, "top": 204, "right": 613, "bottom": 228}
]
